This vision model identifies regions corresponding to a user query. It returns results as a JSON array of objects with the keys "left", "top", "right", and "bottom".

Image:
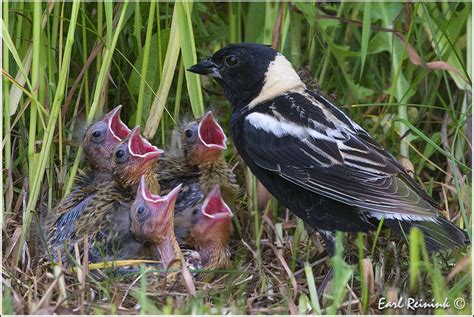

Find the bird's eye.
[
  {"left": 114, "top": 148, "right": 129, "bottom": 164},
  {"left": 185, "top": 129, "right": 193, "bottom": 138},
  {"left": 89, "top": 124, "right": 107, "bottom": 144},
  {"left": 134, "top": 205, "right": 148, "bottom": 223},
  {"left": 225, "top": 55, "right": 238, "bottom": 67},
  {"left": 93, "top": 131, "right": 102, "bottom": 138}
]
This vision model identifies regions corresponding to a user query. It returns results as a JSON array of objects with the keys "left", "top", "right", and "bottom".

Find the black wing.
[{"left": 242, "top": 91, "right": 440, "bottom": 219}]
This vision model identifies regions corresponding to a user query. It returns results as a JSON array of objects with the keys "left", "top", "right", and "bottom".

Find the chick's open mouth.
[{"left": 198, "top": 113, "right": 227, "bottom": 149}]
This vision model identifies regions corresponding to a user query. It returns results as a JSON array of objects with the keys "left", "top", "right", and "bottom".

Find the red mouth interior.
[
  {"left": 109, "top": 111, "right": 131, "bottom": 140},
  {"left": 199, "top": 114, "right": 226, "bottom": 148},
  {"left": 139, "top": 181, "right": 180, "bottom": 215},
  {"left": 203, "top": 191, "right": 232, "bottom": 218},
  {"left": 130, "top": 130, "right": 160, "bottom": 157}
]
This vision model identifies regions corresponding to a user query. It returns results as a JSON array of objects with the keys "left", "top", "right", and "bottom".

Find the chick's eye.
[
  {"left": 93, "top": 131, "right": 102, "bottom": 138},
  {"left": 225, "top": 55, "right": 238, "bottom": 67},
  {"left": 114, "top": 148, "right": 128, "bottom": 164},
  {"left": 134, "top": 205, "right": 148, "bottom": 223},
  {"left": 185, "top": 129, "right": 193, "bottom": 138},
  {"left": 90, "top": 126, "right": 107, "bottom": 144}
]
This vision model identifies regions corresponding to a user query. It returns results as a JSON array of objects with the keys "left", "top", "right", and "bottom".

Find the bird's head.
[
  {"left": 191, "top": 185, "right": 233, "bottom": 248},
  {"left": 83, "top": 105, "right": 131, "bottom": 172},
  {"left": 113, "top": 127, "right": 163, "bottom": 186},
  {"left": 130, "top": 176, "right": 181, "bottom": 244},
  {"left": 182, "top": 111, "right": 227, "bottom": 165},
  {"left": 188, "top": 43, "right": 304, "bottom": 109}
]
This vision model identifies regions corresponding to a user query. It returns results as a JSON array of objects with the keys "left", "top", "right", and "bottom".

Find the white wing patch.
[
  {"left": 370, "top": 212, "right": 437, "bottom": 222},
  {"left": 246, "top": 112, "right": 336, "bottom": 142}
]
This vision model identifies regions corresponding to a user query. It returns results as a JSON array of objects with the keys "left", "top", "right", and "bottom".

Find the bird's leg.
[
  {"left": 318, "top": 229, "right": 336, "bottom": 256},
  {"left": 316, "top": 229, "right": 336, "bottom": 300}
]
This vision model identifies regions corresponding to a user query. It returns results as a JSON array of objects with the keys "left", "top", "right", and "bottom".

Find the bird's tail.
[{"left": 384, "top": 217, "right": 470, "bottom": 252}]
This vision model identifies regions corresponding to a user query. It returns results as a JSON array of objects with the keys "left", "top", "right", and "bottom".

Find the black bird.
[{"left": 189, "top": 43, "right": 469, "bottom": 253}]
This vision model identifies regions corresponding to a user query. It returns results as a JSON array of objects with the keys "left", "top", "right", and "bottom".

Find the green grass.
[{"left": 2, "top": 1, "right": 472, "bottom": 315}]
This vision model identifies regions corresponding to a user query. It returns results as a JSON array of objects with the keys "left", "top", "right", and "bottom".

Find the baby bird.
[
  {"left": 82, "top": 105, "right": 131, "bottom": 180},
  {"left": 159, "top": 111, "right": 238, "bottom": 202},
  {"left": 188, "top": 185, "right": 234, "bottom": 281},
  {"left": 130, "top": 177, "right": 233, "bottom": 282},
  {"left": 112, "top": 127, "right": 162, "bottom": 193},
  {"left": 48, "top": 127, "right": 163, "bottom": 263},
  {"left": 182, "top": 111, "right": 239, "bottom": 205},
  {"left": 158, "top": 111, "right": 239, "bottom": 244},
  {"left": 130, "top": 177, "right": 183, "bottom": 275},
  {"left": 46, "top": 106, "right": 130, "bottom": 256}
]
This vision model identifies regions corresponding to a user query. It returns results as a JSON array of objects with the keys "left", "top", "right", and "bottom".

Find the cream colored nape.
[{"left": 246, "top": 53, "right": 306, "bottom": 109}]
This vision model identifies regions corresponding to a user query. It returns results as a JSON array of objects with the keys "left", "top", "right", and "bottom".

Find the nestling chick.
[
  {"left": 113, "top": 127, "right": 162, "bottom": 193},
  {"left": 130, "top": 178, "right": 233, "bottom": 281},
  {"left": 82, "top": 105, "right": 131, "bottom": 179},
  {"left": 181, "top": 111, "right": 239, "bottom": 205},
  {"left": 130, "top": 177, "right": 183, "bottom": 273},
  {"left": 159, "top": 111, "right": 238, "bottom": 202},
  {"left": 189, "top": 185, "right": 233, "bottom": 281},
  {"left": 158, "top": 112, "right": 238, "bottom": 245},
  {"left": 48, "top": 127, "right": 163, "bottom": 263},
  {"left": 46, "top": 106, "right": 131, "bottom": 256}
]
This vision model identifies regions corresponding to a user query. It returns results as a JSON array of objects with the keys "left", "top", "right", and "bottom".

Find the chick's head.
[
  {"left": 130, "top": 177, "right": 181, "bottom": 244},
  {"left": 182, "top": 111, "right": 227, "bottom": 165},
  {"left": 191, "top": 185, "right": 233, "bottom": 248},
  {"left": 113, "top": 127, "right": 163, "bottom": 187},
  {"left": 83, "top": 105, "right": 131, "bottom": 172}
]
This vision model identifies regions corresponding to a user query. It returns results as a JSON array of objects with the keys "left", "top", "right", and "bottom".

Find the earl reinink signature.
[{"left": 378, "top": 297, "right": 451, "bottom": 310}]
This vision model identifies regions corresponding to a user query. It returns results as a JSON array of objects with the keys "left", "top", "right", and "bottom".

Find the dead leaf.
[
  {"left": 426, "top": 61, "right": 463, "bottom": 76},
  {"left": 447, "top": 253, "right": 471, "bottom": 281},
  {"left": 5, "top": 227, "right": 22, "bottom": 260},
  {"left": 361, "top": 258, "right": 375, "bottom": 294}
]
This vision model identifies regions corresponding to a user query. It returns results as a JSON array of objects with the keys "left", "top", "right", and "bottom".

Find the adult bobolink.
[{"left": 189, "top": 43, "right": 468, "bottom": 253}]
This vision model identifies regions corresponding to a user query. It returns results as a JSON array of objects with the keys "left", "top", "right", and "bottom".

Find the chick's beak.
[
  {"left": 202, "top": 185, "right": 233, "bottom": 220},
  {"left": 198, "top": 111, "right": 227, "bottom": 150},
  {"left": 129, "top": 127, "right": 163, "bottom": 163},
  {"left": 139, "top": 177, "right": 181, "bottom": 218},
  {"left": 188, "top": 59, "right": 221, "bottom": 78},
  {"left": 104, "top": 105, "right": 131, "bottom": 141}
]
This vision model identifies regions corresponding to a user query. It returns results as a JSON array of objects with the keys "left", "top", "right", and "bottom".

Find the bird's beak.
[
  {"left": 188, "top": 59, "right": 221, "bottom": 78},
  {"left": 104, "top": 105, "right": 131, "bottom": 141},
  {"left": 198, "top": 111, "right": 227, "bottom": 150},
  {"left": 140, "top": 177, "right": 181, "bottom": 218},
  {"left": 202, "top": 185, "right": 233, "bottom": 220},
  {"left": 128, "top": 127, "right": 164, "bottom": 162}
]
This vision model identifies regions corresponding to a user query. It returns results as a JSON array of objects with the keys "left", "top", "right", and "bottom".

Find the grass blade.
[
  {"left": 64, "top": 2, "right": 131, "bottom": 195},
  {"left": 359, "top": 2, "right": 371, "bottom": 80},
  {"left": 176, "top": 2, "right": 204, "bottom": 118},
  {"left": 135, "top": 1, "right": 155, "bottom": 126},
  {"left": 13, "top": 1, "right": 81, "bottom": 266},
  {"left": 304, "top": 261, "right": 321, "bottom": 314},
  {"left": 144, "top": 7, "right": 180, "bottom": 139}
]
